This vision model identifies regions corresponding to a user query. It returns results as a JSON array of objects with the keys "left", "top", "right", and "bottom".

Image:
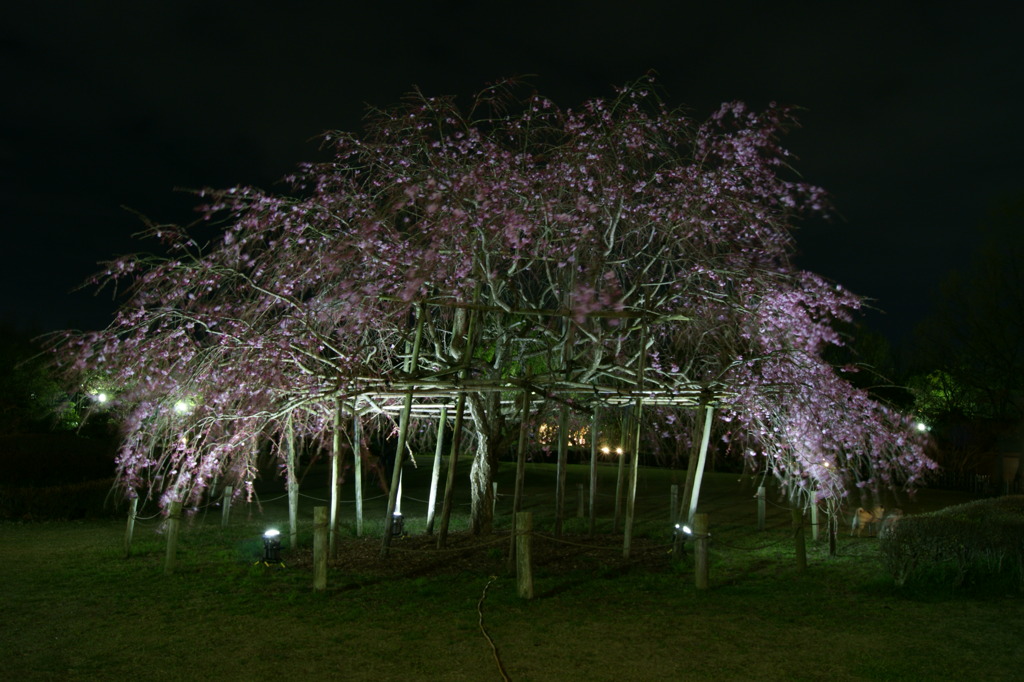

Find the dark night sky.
[{"left": 3, "top": 1, "right": 1023, "bottom": 348}]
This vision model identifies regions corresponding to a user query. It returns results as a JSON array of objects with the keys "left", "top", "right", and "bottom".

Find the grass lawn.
[{"left": 3, "top": 463, "right": 1022, "bottom": 681}]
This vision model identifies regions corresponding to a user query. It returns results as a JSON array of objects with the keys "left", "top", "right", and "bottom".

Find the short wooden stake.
[
  {"left": 694, "top": 513, "right": 710, "bottom": 590},
  {"left": 123, "top": 496, "right": 138, "bottom": 558},
  {"left": 313, "top": 506, "right": 328, "bottom": 592},
  {"left": 221, "top": 485, "right": 233, "bottom": 528},
  {"left": 164, "top": 500, "right": 182, "bottom": 575},
  {"left": 492, "top": 481, "right": 499, "bottom": 518},
  {"left": 757, "top": 486, "right": 766, "bottom": 531},
  {"left": 576, "top": 483, "right": 585, "bottom": 518},
  {"left": 515, "top": 511, "right": 534, "bottom": 600}
]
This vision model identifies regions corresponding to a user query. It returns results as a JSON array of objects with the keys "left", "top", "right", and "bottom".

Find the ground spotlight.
[{"left": 262, "top": 528, "right": 282, "bottom": 563}]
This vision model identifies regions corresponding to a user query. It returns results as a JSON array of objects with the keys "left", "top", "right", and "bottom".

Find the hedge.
[{"left": 879, "top": 495, "right": 1024, "bottom": 590}]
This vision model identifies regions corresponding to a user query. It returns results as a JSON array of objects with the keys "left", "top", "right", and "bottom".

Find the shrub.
[{"left": 879, "top": 496, "right": 1024, "bottom": 590}]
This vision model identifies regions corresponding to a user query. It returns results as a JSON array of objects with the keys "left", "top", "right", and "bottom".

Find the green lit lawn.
[{"left": 3, "top": 465, "right": 1021, "bottom": 681}]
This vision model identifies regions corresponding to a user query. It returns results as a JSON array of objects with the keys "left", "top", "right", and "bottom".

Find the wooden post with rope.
[{"left": 694, "top": 512, "right": 710, "bottom": 590}]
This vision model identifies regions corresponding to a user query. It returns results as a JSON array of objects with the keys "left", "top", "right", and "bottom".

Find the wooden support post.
[
  {"left": 492, "top": 481, "right": 499, "bottom": 518},
  {"left": 792, "top": 503, "right": 807, "bottom": 572},
  {"left": 827, "top": 499, "right": 839, "bottom": 558},
  {"left": 515, "top": 511, "right": 534, "bottom": 600},
  {"left": 221, "top": 485, "right": 233, "bottom": 528},
  {"left": 613, "top": 433, "right": 626, "bottom": 534},
  {"left": 811, "top": 500, "right": 820, "bottom": 542},
  {"left": 353, "top": 413, "right": 364, "bottom": 537},
  {"left": 425, "top": 405, "right": 447, "bottom": 535},
  {"left": 618, "top": 391, "right": 643, "bottom": 557},
  {"left": 757, "top": 486, "right": 766, "bottom": 531},
  {"left": 694, "top": 512, "right": 710, "bottom": 590},
  {"left": 508, "top": 389, "right": 531, "bottom": 570},
  {"left": 588, "top": 410, "right": 598, "bottom": 536},
  {"left": 164, "top": 500, "right": 182, "bottom": 575},
  {"left": 313, "top": 506, "right": 328, "bottom": 592},
  {"left": 124, "top": 496, "right": 138, "bottom": 558},
  {"left": 555, "top": 403, "right": 569, "bottom": 536},
  {"left": 670, "top": 484, "right": 679, "bottom": 524},
  {"left": 576, "top": 483, "right": 585, "bottom": 518}
]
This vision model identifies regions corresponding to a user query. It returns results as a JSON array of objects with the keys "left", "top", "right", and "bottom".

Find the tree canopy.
[{"left": 52, "top": 79, "right": 933, "bottom": 527}]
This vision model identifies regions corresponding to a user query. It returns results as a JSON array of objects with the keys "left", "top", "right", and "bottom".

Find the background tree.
[{"left": 913, "top": 196, "right": 1024, "bottom": 423}]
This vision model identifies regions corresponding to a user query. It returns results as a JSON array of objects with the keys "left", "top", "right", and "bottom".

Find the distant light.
[
  {"left": 96, "top": 392, "right": 108, "bottom": 404},
  {"left": 615, "top": 447, "right": 624, "bottom": 455},
  {"left": 916, "top": 421, "right": 929, "bottom": 432},
  {"left": 173, "top": 400, "right": 190, "bottom": 414},
  {"left": 601, "top": 446, "right": 611, "bottom": 455}
]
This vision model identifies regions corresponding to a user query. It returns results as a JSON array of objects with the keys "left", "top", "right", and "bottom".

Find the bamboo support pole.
[
  {"left": 330, "top": 399, "right": 342, "bottom": 557},
  {"left": 623, "top": 325, "right": 647, "bottom": 559},
  {"left": 508, "top": 389, "right": 531, "bottom": 570},
  {"left": 164, "top": 500, "right": 182, "bottom": 575},
  {"left": 221, "top": 485, "right": 232, "bottom": 528},
  {"left": 425, "top": 404, "right": 447, "bottom": 534},
  {"left": 613, "top": 413, "right": 626, "bottom": 533},
  {"left": 588, "top": 409, "right": 598, "bottom": 536},
  {"left": 792, "top": 503, "right": 807, "bottom": 572},
  {"left": 555, "top": 403, "right": 569, "bottom": 536},
  {"left": 437, "top": 305, "right": 478, "bottom": 549},
  {"left": 353, "top": 413, "right": 363, "bottom": 537},
  {"left": 811, "top": 500, "right": 820, "bottom": 542},
  {"left": 516, "top": 511, "right": 534, "bottom": 600},
  {"left": 685, "top": 405, "right": 715, "bottom": 527},
  {"left": 757, "top": 485, "right": 766, "bottom": 531},
  {"left": 286, "top": 414, "right": 298, "bottom": 550},
  {"left": 123, "top": 496, "right": 137, "bottom": 558},
  {"left": 437, "top": 391, "right": 467, "bottom": 549},
  {"left": 382, "top": 304, "right": 425, "bottom": 557}
]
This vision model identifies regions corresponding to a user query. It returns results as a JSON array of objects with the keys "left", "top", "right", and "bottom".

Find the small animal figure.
[{"left": 851, "top": 505, "right": 885, "bottom": 537}]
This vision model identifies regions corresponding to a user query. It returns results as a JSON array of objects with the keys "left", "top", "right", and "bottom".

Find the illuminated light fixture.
[
  {"left": 262, "top": 529, "right": 282, "bottom": 563},
  {"left": 96, "top": 392, "right": 108, "bottom": 404},
  {"left": 601, "top": 446, "right": 611, "bottom": 455},
  {"left": 615, "top": 447, "right": 624, "bottom": 455},
  {"left": 391, "top": 513, "right": 404, "bottom": 536},
  {"left": 173, "top": 400, "right": 190, "bottom": 415},
  {"left": 915, "top": 421, "right": 930, "bottom": 432}
]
